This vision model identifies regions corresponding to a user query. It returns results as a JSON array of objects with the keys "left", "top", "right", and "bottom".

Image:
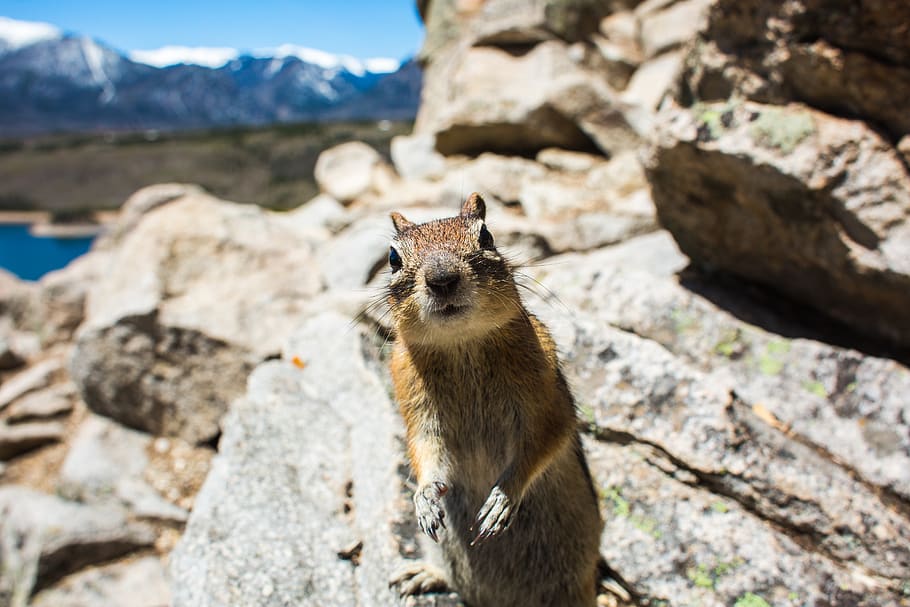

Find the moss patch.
[
  {"left": 750, "top": 106, "right": 815, "bottom": 154},
  {"left": 735, "top": 592, "right": 771, "bottom": 607},
  {"left": 602, "top": 487, "right": 631, "bottom": 518},
  {"left": 803, "top": 380, "right": 828, "bottom": 398},
  {"left": 759, "top": 339, "right": 791, "bottom": 376},
  {"left": 602, "top": 487, "right": 662, "bottom": 538}
]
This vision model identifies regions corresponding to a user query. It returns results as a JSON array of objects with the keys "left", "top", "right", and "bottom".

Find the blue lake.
[{"left": 0, "top": 224, "right": 95, "bottom": 282}]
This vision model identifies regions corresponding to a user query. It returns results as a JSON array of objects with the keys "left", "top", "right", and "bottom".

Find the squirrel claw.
[
  {"left": 415, "top": 481, "right": 448, "bottom": 542},
  {"left": 390, "top": 562, "right": 449, "bottom": 597},
  {"left": 470, "top": 485, "right": 516, "bottom": 546}
]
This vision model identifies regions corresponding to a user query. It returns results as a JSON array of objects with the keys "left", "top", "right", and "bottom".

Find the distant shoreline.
[
  {"left": 0, "top": 211, "right": 116, "bottom": 238},
  {"left": 0, "top": 211, "right": 50, "bottom": 224}
]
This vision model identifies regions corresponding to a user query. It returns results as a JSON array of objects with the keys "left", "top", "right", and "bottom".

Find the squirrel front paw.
[
  {"left": 470, "top": 485, "right": 516, "bottom": 546},
  {"left": 389, "top": 562, "right": 449, "bottom": 597},
  {"left": 414, "top": 480, "right": 448, "bottom": 542}
]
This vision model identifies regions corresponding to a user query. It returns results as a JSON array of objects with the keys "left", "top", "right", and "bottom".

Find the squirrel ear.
[
  {"left": 460, "top": 192, "right": 486, "bottom": 221},
  {"left": 390, "top": 212, "right": 416, "bottom": 234}
]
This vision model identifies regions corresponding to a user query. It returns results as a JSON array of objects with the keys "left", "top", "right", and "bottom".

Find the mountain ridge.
[{"left": 0, "top": 17, "right": 421, "bottom": 137}]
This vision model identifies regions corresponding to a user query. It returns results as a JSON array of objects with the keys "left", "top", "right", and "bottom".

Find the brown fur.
[{"left": 387, "top": 194, "right": 603, "bottom": 607}]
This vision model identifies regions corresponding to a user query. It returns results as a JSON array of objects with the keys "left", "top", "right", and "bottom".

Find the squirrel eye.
[
  {"left": 389, "top": 246, "right": 403, "bottom": 272},
  {"left": 479, "top": 224, "right": 494, "bottom": 249}
]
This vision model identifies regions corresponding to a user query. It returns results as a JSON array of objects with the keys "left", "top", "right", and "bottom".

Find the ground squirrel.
[{"left": 386, "top": 193, "right": 603, "bottom": 606}]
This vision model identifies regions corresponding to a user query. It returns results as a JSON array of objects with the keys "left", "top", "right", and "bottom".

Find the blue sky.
[{"left": 0, "top": 0, "right": 424, "bottom": 60}]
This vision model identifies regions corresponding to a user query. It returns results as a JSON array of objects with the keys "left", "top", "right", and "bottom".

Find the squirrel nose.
[{"left": 426, "top": 270, "right": 461, "bottom": 297}]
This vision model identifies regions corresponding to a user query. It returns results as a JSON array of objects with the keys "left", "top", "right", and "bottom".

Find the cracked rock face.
[
  {"left": 529, "top": 231, "right": 909, "bottom": 604},
  {"left": 648, "top": 0, "right": 910, "bottom": 346}
]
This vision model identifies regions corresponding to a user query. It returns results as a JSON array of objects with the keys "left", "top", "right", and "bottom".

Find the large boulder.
[
  {"left": 170, "top": 312, "right": 461, "bottom": 607},
  {"left": 646, "top": 0, "right": 910, "bottom": 346},
  {"left": 647, "top": 100, "right": 910, "bottom": 346},
  {"left": 528, "top": 232, "right": 909, "bottom": 604},
  {"left": 71, "top": 188, "right": 325, "bottom": 443}
]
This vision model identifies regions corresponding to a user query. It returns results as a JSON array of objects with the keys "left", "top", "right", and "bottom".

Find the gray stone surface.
[
  {"left": 524, "top": 236, "right": 910, "bottom": 602},
  {"left": 171, "top": 312, "right": 428, "bottom": 607},
  {"left": 315, "top": 141, "right": 387, "bottom": 204},
  {"left": 29, "top": 556, "right": 171, "bottom": 607},
  {"left": 391, "top": 133, "right": 447, "bottom": 181},
  {"left": 58, "top": 414, "right": 187, "bottom": 522},
  {"left": 0, "top": 486, "right": 155, "bottom": 607}
]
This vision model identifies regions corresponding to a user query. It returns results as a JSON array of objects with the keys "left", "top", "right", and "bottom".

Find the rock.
[
  {"left": 441, "top": 153, "right": 547, "bottom": 205},
  {"left": 638, "top": 0, "right": 712, "bottom": 58},
  {"left": 0, "top": 271, "right": 42, "bottom": 345},
  {"left": 681, "top": 0, "right": 910, "bottom": 141},
  {"left": 315, "top": 141, "right": 388, "bottom": 204},
  {"left": 587, "top": 149, "right": 648, "bottom": 195},
  {"left": 0, "top": 486, "right": 156, "bottom": 607},
  {"left": 58, "top": 414, "right": 187, "bottom": 522},
  {"left": 29, "top": 556, "right": 171, "bottom": 607},
  {"left": 283, "top": 194, "right": 348, "bottom": 234},
  {"left": 419, "top": 40, "right": 638, "bottom": 157},
  {"left": 541, "top": 244, "right": 910, "bottom": 502},
  {"left": 391, "top": 134, "right": 447, "bottom": 181},
  {"left": 419, "top": 0, "right": 614, "bottom": 61},
  {"left": 0, "top": 357, "right": 64, "bottom": 411},
  {"left": 38, "top": 252, "right": 108, "bottom": 345},
  {"left": 95, "top": 183, "right": 205, "bottom": 250},
  {"left": 0, "top": 330, "right": 40, "bottom": 364},
  {"left": 536, "top": 147, "right": 606, "bottom": 173},
  {"left": 0, "top": 420, "right": 64, "bottom": 460},
  {"left": 528, "top": 236, "right": 910, "bottom": 585},
  {"left": 646, "top": 100, "right": 910, "bottom": 346},
  {"left": 515, "top": 151, "right": 656, "bottom": 252},
  {"left": 71, "top": 191, "right": 325, "bottom": 443},
  {"left": 599, "top": 11, "right": 639, "bottom": 52},
  {"left": 586, "top": 438, "right": 897, "bottom": 606},
  {"left": 171, "top": 312, "right": 435, "bottom": 606},
  {"left": 510, "top": 264, "right": 909, "bottom": 604},
  {"left": 619, "top": 50, "right": 683, "bottom": 135},
  {"left": 0, "top": 337, "right": 25, "bottom": 370},
  {"left": 898, "top": 135, "right": 910, "bottom": 165},
  {"left": 315, "top": 213, "right": 391, "bottom": 292},
  {"left": 595, "top": 10, "right": 642, "bottom": 85},
  {"left": 5, "top": 383, "right": 74, "bottom": 423}
]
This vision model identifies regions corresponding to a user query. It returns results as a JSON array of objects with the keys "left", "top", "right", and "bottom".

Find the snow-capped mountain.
[{"left": 0, "top": 17, "right": 421, "bottom": 136}]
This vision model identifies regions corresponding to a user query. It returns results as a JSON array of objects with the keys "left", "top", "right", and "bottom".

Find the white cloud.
[
  {"left": 0, "top": 16, "right": 62, "bottom": 50},
  {"left": 129, "top": 45, "right": 239, "bottom": 68}
]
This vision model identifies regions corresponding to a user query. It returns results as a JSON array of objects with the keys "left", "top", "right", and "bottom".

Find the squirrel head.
[{"left": 387, "top": 193, "right": 520, "bottom": 346}]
